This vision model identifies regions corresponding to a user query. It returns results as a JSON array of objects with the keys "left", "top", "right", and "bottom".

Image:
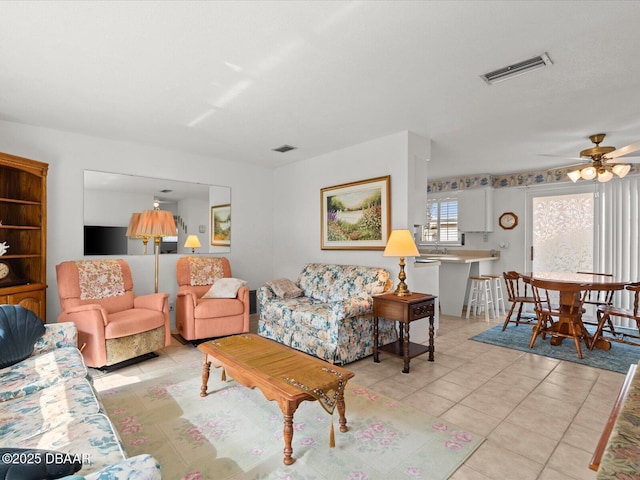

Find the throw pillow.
[
  {"left": 265, "top": 278, "right": 303, "bottom": 298},
  {"left": 0, "top": 447, "right": 82, "bottom": 480},
  {"left": 0, "top": 305, "right": 46, "bottom": 369},
  {"left": 202, "top": 278, "right": 247, "bottom": 298}
]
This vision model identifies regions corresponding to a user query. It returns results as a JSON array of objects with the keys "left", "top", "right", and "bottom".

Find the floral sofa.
[
  {"left": 596, "top": 360, "right": 640, "bottom": 479},
  {"left": 0, "top": 317, "right": 161, "bottom": 479},
  {"left": 257, "top": 263, "right": 397, "bottom": 364}
]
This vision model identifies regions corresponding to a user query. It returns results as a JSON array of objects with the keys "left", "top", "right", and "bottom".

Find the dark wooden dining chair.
[
  {"left": 577, "top": 272, "right": 616, "bottom": 308},
  {"left": 576, "top": 272, "right": 618, "bottom": 334},
  {"left": 502, "top": 271, "right": 536, "bottom": 331},
  {"left": 529, "top": 278, "right": 590, "bottom": 358},
  {"left": 590, "top": 282, "right": 640, "bottom": 349}
]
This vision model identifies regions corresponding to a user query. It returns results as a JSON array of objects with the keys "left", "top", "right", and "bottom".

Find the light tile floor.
[{"left": 92, "top": 314, "right": 624, "bottom": 480}]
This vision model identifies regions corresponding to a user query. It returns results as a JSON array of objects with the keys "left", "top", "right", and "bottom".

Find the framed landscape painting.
[
  {"left": 321, "top": 175, "right": 390, "bottom": 250},
  {"left": 211, "top": 204, "right": 231, "bottom": 246}
]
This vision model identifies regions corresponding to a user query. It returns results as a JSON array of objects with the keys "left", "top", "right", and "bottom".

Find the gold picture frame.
[
  {"left": 320, "top": 175, "right": 391, "bottom": 250},
  {"left": 211, "top": 204, "right": 231, "bottom": 246}
]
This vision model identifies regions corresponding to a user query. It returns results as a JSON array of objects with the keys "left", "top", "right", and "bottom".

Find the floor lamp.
[
  {"left": 125, "top": 212, "right": 150, "bottom": 255},
  {"left": 135, "top": 203, "right": 177, "bottom": 293}
]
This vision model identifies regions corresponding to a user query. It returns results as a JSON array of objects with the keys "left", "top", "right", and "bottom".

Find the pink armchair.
[
  {"left": 56, "top": 259, "right": 171, "bottom": 368},
  {"left": 176, "top": 256, "right": 249, "bottom": 341}
]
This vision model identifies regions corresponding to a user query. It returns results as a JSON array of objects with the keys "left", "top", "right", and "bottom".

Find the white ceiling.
[{"left": 2, "top": 1, "right": 640, "bottom": 179}]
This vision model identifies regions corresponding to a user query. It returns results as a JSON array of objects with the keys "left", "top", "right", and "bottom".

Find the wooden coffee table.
[{"left": 198, "top": 333, "right": 354, "bottom": 465}]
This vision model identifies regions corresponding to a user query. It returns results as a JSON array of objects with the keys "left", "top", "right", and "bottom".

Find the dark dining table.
[{"left": 521, "top": 272, "right": 629, "bottom": 350}]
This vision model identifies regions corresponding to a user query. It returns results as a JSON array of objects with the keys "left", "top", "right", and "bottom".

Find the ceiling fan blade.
[
  {"left": 556, "top": 162, "right": 591, "bottom": 170},
  {"left": 538, "top": 154, "right": 587, "bottom": 161},
  {"left": 604, "top": 141, "right": 640, "bottom": 160},
  {"left": 604, "top": 156, "right": 640, "bottom": 164}
]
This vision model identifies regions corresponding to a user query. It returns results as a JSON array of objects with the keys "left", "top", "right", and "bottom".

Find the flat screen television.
[{"left": 84, "top": 226, "right": 128, "bottom": 255}]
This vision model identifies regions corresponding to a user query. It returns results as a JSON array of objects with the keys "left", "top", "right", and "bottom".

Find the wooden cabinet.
[
  {"left": 457, "top": 187, "right": 494, "bottom": 232},
  {"left": 0, "top": 152, "right": 48, "bottom": 321}
]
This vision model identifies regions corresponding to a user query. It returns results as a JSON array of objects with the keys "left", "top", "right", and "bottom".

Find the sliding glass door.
[{"left": 527, "top": 185, "right": 596, "bottom": 273}]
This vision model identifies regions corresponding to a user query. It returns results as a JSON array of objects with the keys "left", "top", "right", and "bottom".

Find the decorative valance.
[{"left": 428, "top": 164, "right": 640, "bottom": 193}]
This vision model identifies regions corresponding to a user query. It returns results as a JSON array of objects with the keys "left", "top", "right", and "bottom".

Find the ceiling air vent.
[
  {"left": 481, "top": 52, "right": 552, "bottom": 85},
  {"left": 272, "top": 145, "right": 297, "bottom": 153}
]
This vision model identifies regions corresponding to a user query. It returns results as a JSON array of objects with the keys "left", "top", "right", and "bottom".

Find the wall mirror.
[{"left": 83, "top": 170, "right": 231, "bottom": 255}]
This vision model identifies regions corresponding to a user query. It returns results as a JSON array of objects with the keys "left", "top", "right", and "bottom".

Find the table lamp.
[
  {"left": 383, "top": 229, "right": 420, "bottom": 296},
  {"left": 184, "top": 235, "right": 201, "bottom": 253}
]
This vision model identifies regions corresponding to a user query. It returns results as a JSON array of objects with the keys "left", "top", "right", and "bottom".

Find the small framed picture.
[{"left": 211, "top": 204, "right": 231, "bottom": 246}]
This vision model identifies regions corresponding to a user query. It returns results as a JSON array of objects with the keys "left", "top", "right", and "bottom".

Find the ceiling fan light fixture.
[
  {"left": 612, "top": 164, "right": 631, "bottom": 178},
  {"left": 567, "top": 170, "right": 582, "bottom": 183},
  {"left": 597, "top": 169, "right": 613, "bottom": 183},
  {"left": 581, "top": 166, "right": 597, "bottom": 180}
]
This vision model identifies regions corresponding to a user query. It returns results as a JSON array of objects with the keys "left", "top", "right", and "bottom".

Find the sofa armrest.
[
  {"left": 592, "top": 363, "right": 640, "bottom": 478},
  {"left": 257, "top": 285, "right": 276, "bottom": 310},
  {"left": 134, "top": 292, "right": 170, "bottom": 312},
  {"left": 81, "top": 454, "right": 161, "bottom": 480},
  {"left": 177, "top": 289, "right": 197, "bottom": 307},
  {"left": 32, "top": 322, "right": 78, "bottom": 356},
  {"left": 330, "top": 296, "right": 374, "bottom": 320}
]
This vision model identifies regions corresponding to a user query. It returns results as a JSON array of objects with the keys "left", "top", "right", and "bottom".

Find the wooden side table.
[{"left": 373, "top": 292, "right": 437, "bottom": 373}]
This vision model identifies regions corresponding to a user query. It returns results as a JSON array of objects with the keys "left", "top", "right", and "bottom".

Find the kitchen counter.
[
  {"left": 419, "top": 249, "right": 499, "bottom": 263},
  {"left": 414, "top": 258, "right": 441, "bottom": 265},
  {"left": 418, "top": 250, "right": 499, "bottom": 316}
]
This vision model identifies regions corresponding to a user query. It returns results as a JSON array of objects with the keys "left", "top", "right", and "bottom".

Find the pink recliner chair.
[
  {"left": 176, "top": 256, "right": 249, "bottom": 341},
  {"left": 56, "top": 259, "right": 171, "bottom": 368}
]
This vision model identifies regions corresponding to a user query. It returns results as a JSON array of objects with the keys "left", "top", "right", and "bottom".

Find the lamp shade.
[
  {"left": 125, "top": 212, "right": 142, "bottom": 238},
  {"left": 135, "top": 209, "right": 177, "bottom": 238},
  {"left": 184, "top": 235, "right": 201, "bottom": 249},
  {"left": 581, "top": 166, "right": 597, "bottom": 180},
  {"left": 613, "top": 164, "right": 631, "bottom": 178},
  {"left": 383, "top": 229, "right": 420, "bottom": 257},
  {"left": 597, "top": 169, "right": 613, "bottom": 183},
  {"left": 567, "top": 170, "right": 581, "bottom": 183}
]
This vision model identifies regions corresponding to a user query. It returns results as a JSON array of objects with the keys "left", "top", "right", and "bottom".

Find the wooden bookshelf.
[{"left": 0, "top": 152, "right": 48, "bottom": 321}]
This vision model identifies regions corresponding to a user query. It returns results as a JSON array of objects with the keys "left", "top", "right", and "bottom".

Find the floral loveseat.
[
  {"left": 257, "top": 263, "right": 397, "bottom": 364},
  {"left": 0, "top": 308, "right": 161, "bottom": 479}
]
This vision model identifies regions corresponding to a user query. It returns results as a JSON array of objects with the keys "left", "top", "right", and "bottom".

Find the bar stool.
[
  {"left": 483, "top": 274, "right": 506, "bottom": 317},
  {"left": 467, "top": 276, "right": 495, "bottom": 320}
]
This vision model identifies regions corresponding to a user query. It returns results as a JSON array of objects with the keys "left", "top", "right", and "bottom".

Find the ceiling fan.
[{"left": 543, "top": 133, "right": 640, "bottom": 183}]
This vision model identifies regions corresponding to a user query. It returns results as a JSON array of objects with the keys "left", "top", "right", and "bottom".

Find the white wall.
[
  {"left": 0, "top": 120, "right": 274, "bottom": 322},
  {"left": 271, "top": 130, "right": 434, "bottom": 294},
  {"left": 456, "top": 186, "right": 529, "bottom": 275},
  {"left": 270, "top": 130, "right": 436, "bottom": 343}
]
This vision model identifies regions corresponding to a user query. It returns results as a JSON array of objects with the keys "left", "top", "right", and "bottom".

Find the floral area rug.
[{"left": 99, "top": 360, "right": 483, "bottom": 480}]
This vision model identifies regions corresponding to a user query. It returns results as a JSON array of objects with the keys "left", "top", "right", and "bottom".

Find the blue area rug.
[{"left": 470, "top": 323, "right": 640, "bottom": 374}]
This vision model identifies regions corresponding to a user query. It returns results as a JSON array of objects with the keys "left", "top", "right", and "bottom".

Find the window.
[{"left": 420, "top": 197, "right": 460, "bottom": 245}]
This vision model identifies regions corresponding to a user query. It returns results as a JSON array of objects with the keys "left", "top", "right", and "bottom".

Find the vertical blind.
[{"left": 597, "top": 176, "right": 640, "bottom": 327}]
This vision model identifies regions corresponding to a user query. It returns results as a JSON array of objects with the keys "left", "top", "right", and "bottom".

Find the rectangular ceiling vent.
[
  {"left": 481, "top": 52, "right": 552, "bottom": 85},
  {"left": 272, "top": 144, "right": 297, "bottom": 153}
]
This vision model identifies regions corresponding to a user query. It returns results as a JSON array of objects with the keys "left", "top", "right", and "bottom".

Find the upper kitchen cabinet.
[
  {"left": 0, "top": 152, "right": 48, "bottom": 321},
  {"left": 457, "top": 188, "right": 493, "bottom": 233}
]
